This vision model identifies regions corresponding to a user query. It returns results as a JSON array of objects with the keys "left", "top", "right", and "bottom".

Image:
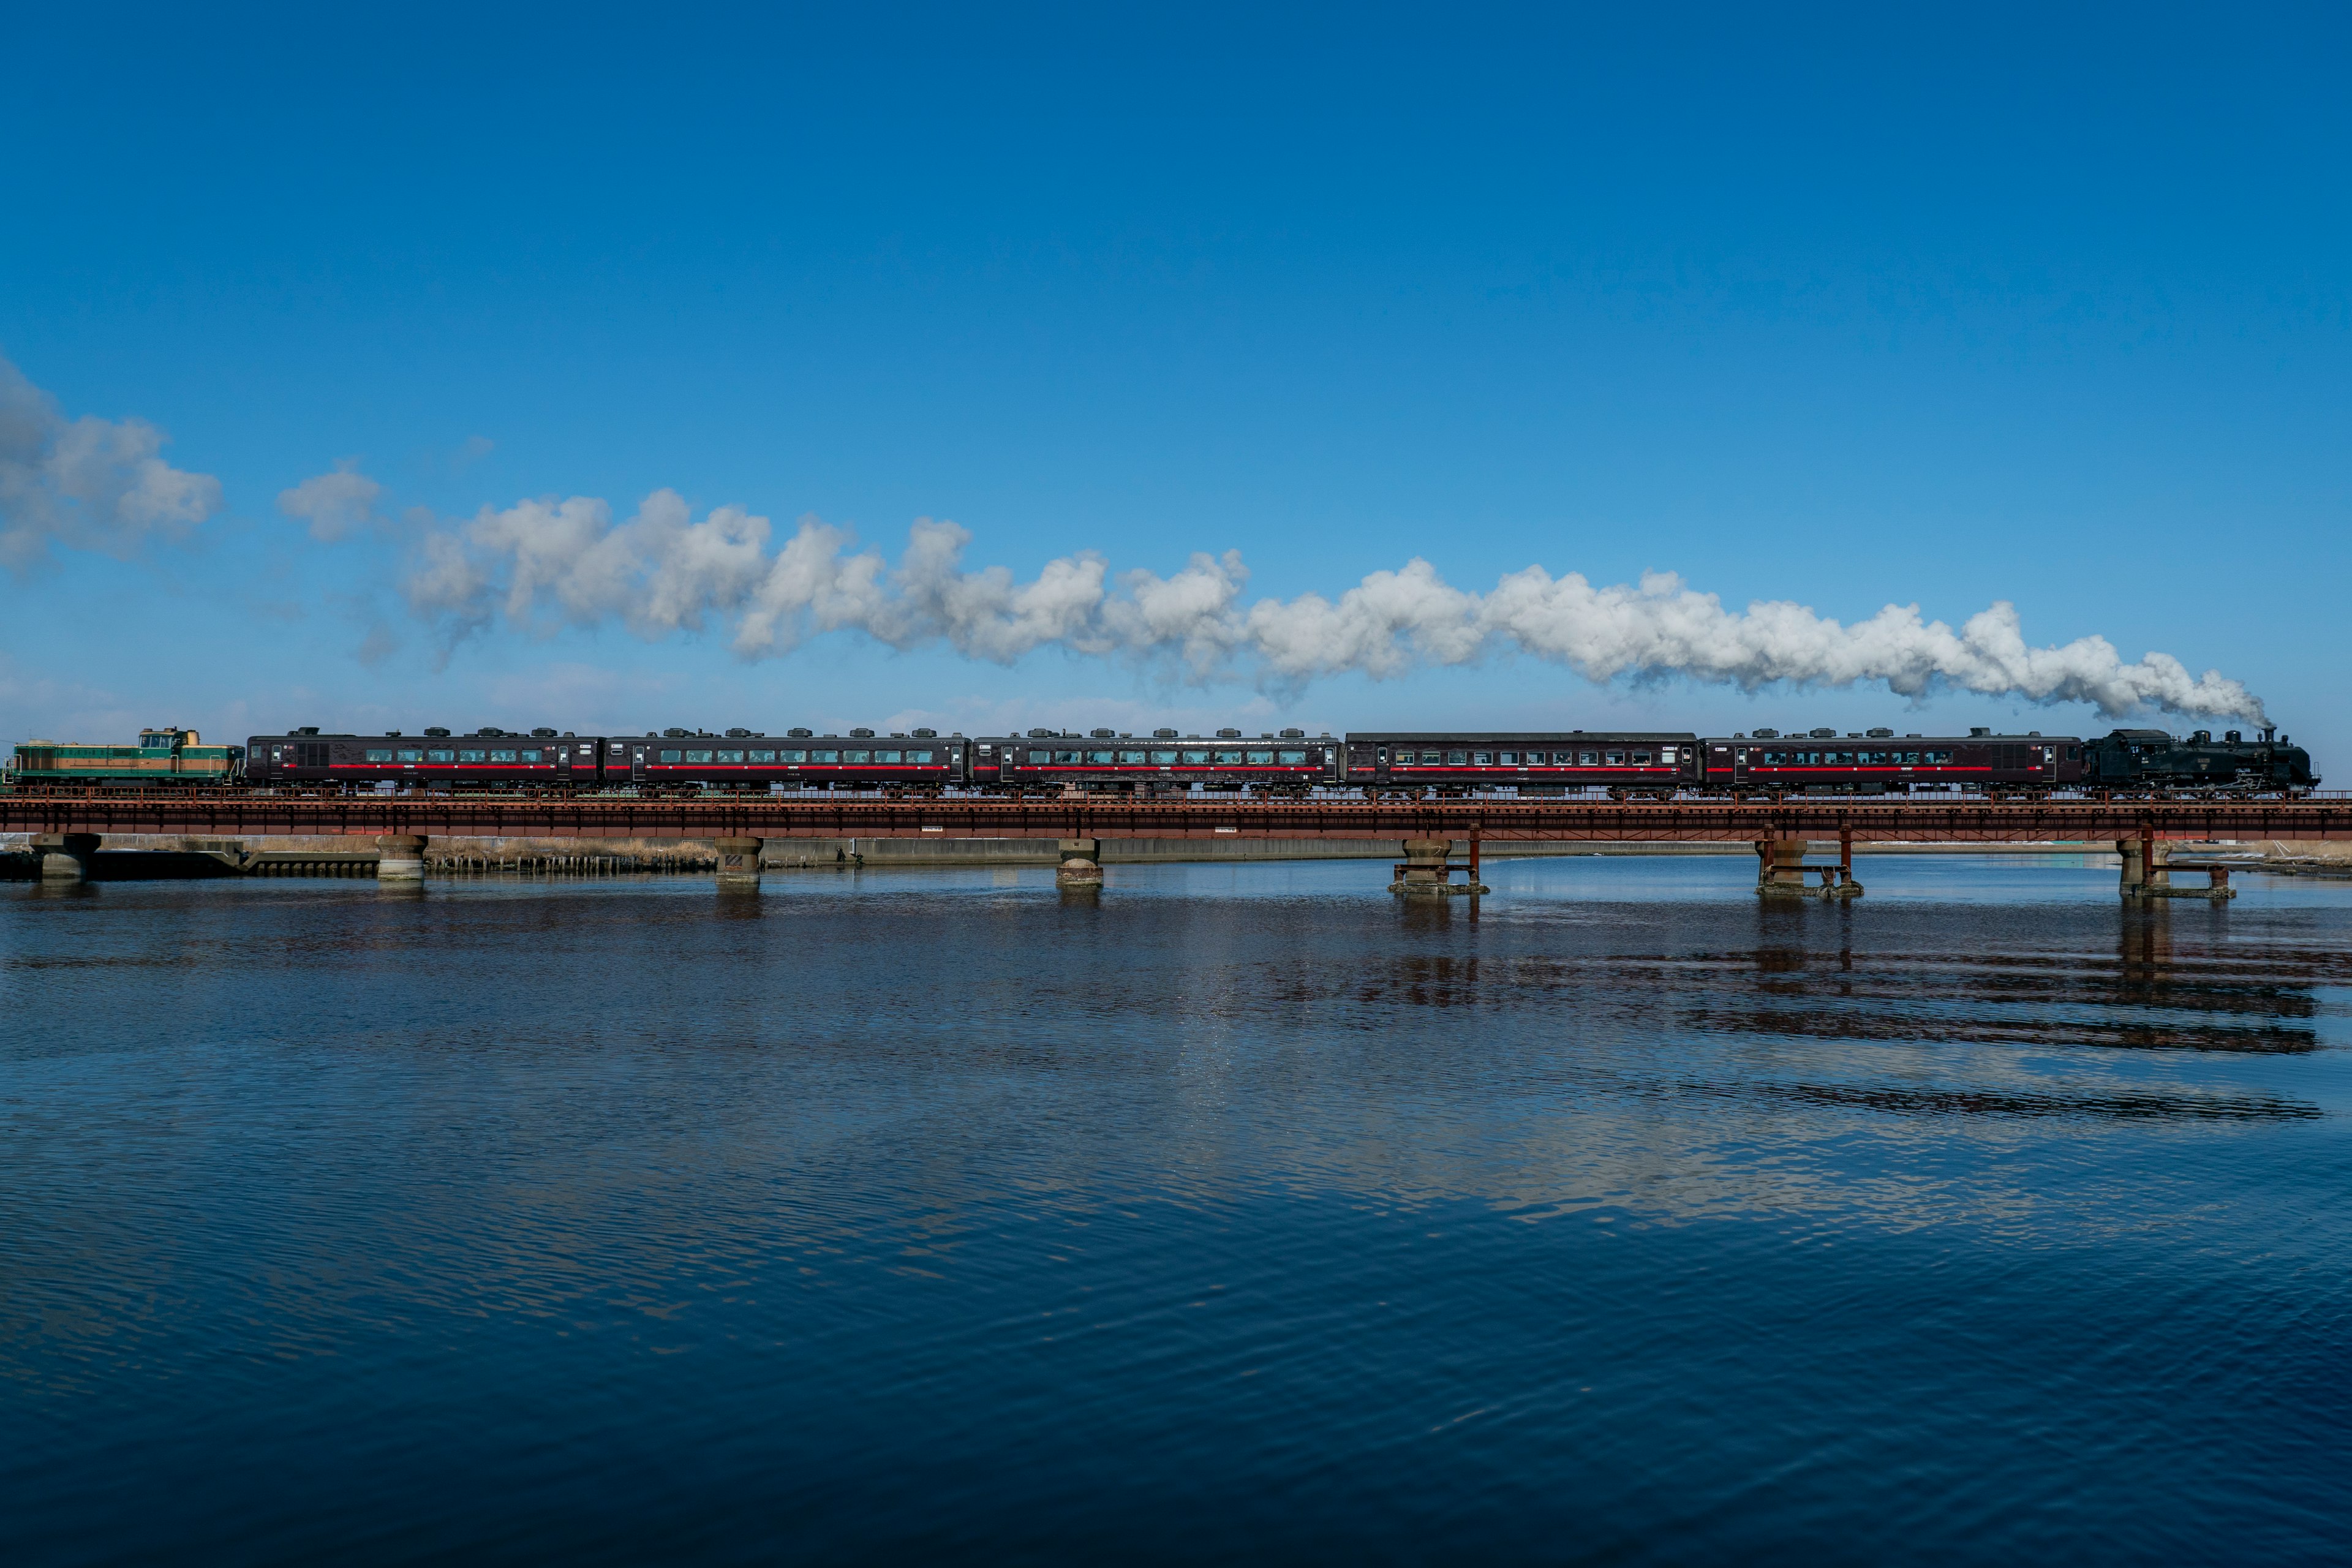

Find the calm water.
[{"left": 3, "top": 855, "right": 2348, "bottom": 1564}]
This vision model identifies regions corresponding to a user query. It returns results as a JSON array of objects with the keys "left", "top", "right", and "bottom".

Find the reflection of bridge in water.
[{"left": 10, "top": 791, "right": 2352, "bottom": 890}]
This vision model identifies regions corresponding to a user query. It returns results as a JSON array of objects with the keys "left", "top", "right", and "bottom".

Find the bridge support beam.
[
  {"left": 715, "top": 837, "right": 764, "bottom": 889},
  {"left": 33, "top": 833, "right": 100, "bottom": 882},
  {"left": 375, "top": 835, "right": 426, "bottom": 882},
  {"left": 2119, "top": 836, "right": 2234, "bottom": 900},
  {"left": 1057, "top": 838, "right": 1104, "bottom": 886}
]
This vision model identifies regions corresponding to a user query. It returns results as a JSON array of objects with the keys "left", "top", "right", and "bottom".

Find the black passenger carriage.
[
  {"left": 622, "top": 727, "right": 966, "bottom": 792},
  {"left": 1698, "top": 727, "right": 2084, "bottom": 794},
  {"left": 247, "top": 727, "right": 602, "bottom": 790},
  {"left": 972, "top": 728, "right": 1341, "bottom": 794},
  {"left": 1344, "top": 733, "right": 1700, "bottom": 796}
]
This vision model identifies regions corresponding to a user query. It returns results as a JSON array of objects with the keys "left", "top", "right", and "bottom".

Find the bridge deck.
[{"left": 6, "top": 792, "right": 2351, "bottom": 842}]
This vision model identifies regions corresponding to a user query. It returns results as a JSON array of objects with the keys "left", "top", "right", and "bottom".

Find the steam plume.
[{"left": 399, "top": 487, "right": 2269, "bottom": 723}]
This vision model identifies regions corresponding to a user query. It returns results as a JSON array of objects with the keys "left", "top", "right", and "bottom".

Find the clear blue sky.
[{"left": 3, "top": 4, "right": 2345, "bottom": 766}]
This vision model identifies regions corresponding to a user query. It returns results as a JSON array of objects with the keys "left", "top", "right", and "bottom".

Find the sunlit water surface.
[{"left": 3, "top": 855, "right": 2348, "bottom": 1564}]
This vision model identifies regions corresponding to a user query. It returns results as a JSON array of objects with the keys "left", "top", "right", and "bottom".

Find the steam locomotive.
[{"left": 213, "top": 719, "right": 2317, "bottom": 798}]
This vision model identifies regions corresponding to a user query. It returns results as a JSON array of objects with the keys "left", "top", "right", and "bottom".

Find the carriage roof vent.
[
  {"left": 1091, "top": 727, "right": 1116, "bottom": 738},
  {"left": 1809, "top": 728, "right": 1836, "bottom": 738},
  {"left": 425, "top": 727, "right": 451, "bottom": 737},
  {"left": 532, "top": 727, "right": 557, "bottom": 737},
  {"left": 1280, "top": 727, "right": 1305, "bottom": 739},
  {"left": 1866, "top": 727, "right": 1893, "bottom": 737},
  {"left": 788, "top": 727, "right": 812, "bottom": 737},
  {"left": 2028, "top": 730, "right": 2042, "bottom": 737},
  {"left": 1216, "top": 727, "right": 1242, "bottom": 739},
  {"left": 850, "top": 727, "right": 875, "bottom": 737},
  {"left": 1153, "top": 727, "right": 1178, "bottom": 739},
  {"left": 664, "top": 727, "right": 690, "bottom": 737},
  {"left": 726, "top": 728, "right": 752, "bottom": 738},
  {"left": 1028, "top": 727, "right": 1055, "bottom": 737},
  {"left": 1970, "top": 727, "right": 1991, "bottom": 736},
  {"left": 1752, "top": 728, "right": 1779, "bottom": 737},
  {"left": 911, "top": 728, "right": 937, "bottom": 738},
  {"left": 298, "top": 725, "right": 321, "bottom": 735}
]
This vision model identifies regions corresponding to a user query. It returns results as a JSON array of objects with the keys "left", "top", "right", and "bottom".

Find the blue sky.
[{"left": 3, "top": 5, "right": 2345, "bottom": 766}]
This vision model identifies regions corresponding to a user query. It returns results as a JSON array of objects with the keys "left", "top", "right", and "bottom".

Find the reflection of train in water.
[{"left": 7, "top": 719, "right": 2319, "bottom": 799}]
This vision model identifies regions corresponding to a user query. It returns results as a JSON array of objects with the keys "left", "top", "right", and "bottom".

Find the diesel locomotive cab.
[{"left": 974, "top": 728, "right": 1341, "bottom": 795}]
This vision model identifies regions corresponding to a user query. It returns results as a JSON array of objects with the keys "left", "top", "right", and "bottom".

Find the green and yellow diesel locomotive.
[{"left": 6, "top": 728, "right": 242, "bottom": 788}]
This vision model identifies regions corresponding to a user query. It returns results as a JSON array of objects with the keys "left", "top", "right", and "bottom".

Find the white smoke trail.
[{"left": 387, "top": 484, "right": 2268, "bottom": 723}]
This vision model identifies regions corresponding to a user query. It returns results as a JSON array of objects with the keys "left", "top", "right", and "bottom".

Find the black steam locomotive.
[{"left": 234, "top": 718, "right": 2317, "bottom": 799}]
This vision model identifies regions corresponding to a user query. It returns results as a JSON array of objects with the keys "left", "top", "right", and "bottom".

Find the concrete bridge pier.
[
  {"left": 1757, "top": 835, "right": 1863, "bottom": 899},
  {"left": 375, "top": 835, "right": 427, "bottom": 882},
  {"left": 715, "top": 837, "right": 764, "bottom": 890},
  {"left": 1392, "top": 839, "right": 1486, "bottom": 895},
  {"left": 1057, "top": 838, "right": 1104, "bottom": 886},
  {"left": 2120, "top": 834, "right": 2233, "bottom": 900},
  {"left": 33, "top": 834, "right": 100, "bottom": 882}
]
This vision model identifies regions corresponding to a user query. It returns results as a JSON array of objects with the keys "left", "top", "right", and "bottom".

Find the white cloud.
[
  {"left": 277, "top": 459, "right": 382, "bottom": 541},
  {"left": 0, "top": 353, "right": 222, "bottom": 573},
  {"left": 394, "top": 487, "right": 2271, "bottom": 723}
]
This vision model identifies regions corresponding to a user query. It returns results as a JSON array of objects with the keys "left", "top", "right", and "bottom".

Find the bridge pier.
[
  {"left": 1392, "top": 839, "right": 1486, "bottom": 895},
  {"left": 2119, "top": 835, "right": 2234, "bottom": 900},
  {"left": 375, "top": 835, "right": 426, "bottom": 882},
  {"left": 1057, "top": 838, "right": 1104, "bottom": 886},
  {"left": 33, "top": 833, "right": 100, "bottom": 882},
  {"left": 1756, "top": 835, "right": 1862, "bottom": 899},
  {"left": 715, "top": 837, "right": 764, "bottom": 889}
]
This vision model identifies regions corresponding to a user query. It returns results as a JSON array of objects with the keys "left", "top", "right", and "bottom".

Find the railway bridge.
[{"left": 10, "top": 791, "right": 2352, "bottom": 899}]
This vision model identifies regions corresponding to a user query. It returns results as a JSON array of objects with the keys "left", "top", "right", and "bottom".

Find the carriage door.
[
  {"left": 1730, "top": 744, "right": 1749, "bottom": 785},
  {"left": 630, "top": 744, "right": 648, "bottom": 784}
]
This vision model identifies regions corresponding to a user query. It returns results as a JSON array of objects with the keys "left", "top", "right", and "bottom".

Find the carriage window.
[
  {"left": 1216, "top": 750, "right": 1243, "bottom": 764},
  {"left": 458, "top": 748, "right": 487, "bottom": 763},
  {"left": 810, "top": 750, "right": 839, "bottom": 763},
  {"left": 1088, "top": 750, "right": 1115, "bottom": 764},
  {"left": 1118, "top": 750, "right": 1147, "bottom": 763},
  {"left": 1151, "top": 750, "right": 1178, "bottom": 764},
  {"left": 1605, "top": 751, "right": 1624, "bottom": 765},
  {"left": 1029, "top": 750, "right": 1055, "bottom": 764},
  {"left": 1471, "top": 752, "right": 1492, "bottom": 766},
  {"left": 714, "top": 750, "right": 743, "bottom": 763},
  {"left": 749, "top": 750, "right": 777, "bottom": 763},
  {"left": 1277, "top": 750, "right": 1306, "bottom": 764},
  {"left": 1928, "top": 750, "right": 1953, "bottom": 764},
  {"left": 1496, "top": 752, "right": 1516, "bottom": 765},
  {"left": 397, "top": 748, "right": 423, "bottom": 763},
  {"left": 907, "top": 750, "right": 933, "bottom": 764},
  {"left": 1054, "top": 750, "right": 1080, "bottom": 764},
  {"left": 1632, "top": 751, "right": 1651, "bottom": 765},
  {"left": 1902, "top": 752, "right": 1920, "bottom": 764},
  {"left": 843, "top": 750, "right": 871, "bottom": 764},
  {"left": 1836, "top": 752, "right": 1856, "bottom": 765},
  {"left": 521, "top": 749, "right": 542, "bottom": 763},
  {"left": 873, "top": 750, "right": 902, "bottom": 763},
  {"left": 683, "top": 750, "right": 712, "bottom": 763},
  {"left": 1659, "top": 747, "right": 1677, "bottom": 763},
  {"left": 1182, "top": 750, "right": 1210, "bottom": 764},
  {"left": 489, "top": 749, "right": 519, "bottom": 763},
  {"left": 1444, "top": 750, "right": 1466, "bottom": 766},
  {"left": 657, "top": 749, "right": 681, "bottom": 763},
  {"left": 364, "top": 748, "right": 393, "bottom": 763},
  {"left": 1242, "top": 750, "right": 1271, "bottom": 764},
  {"left": 428, "top": 748, "right": 456, "bottom": 763},
  {"left": 778, "top": 750, "right": 807, "bottom": 763}
]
